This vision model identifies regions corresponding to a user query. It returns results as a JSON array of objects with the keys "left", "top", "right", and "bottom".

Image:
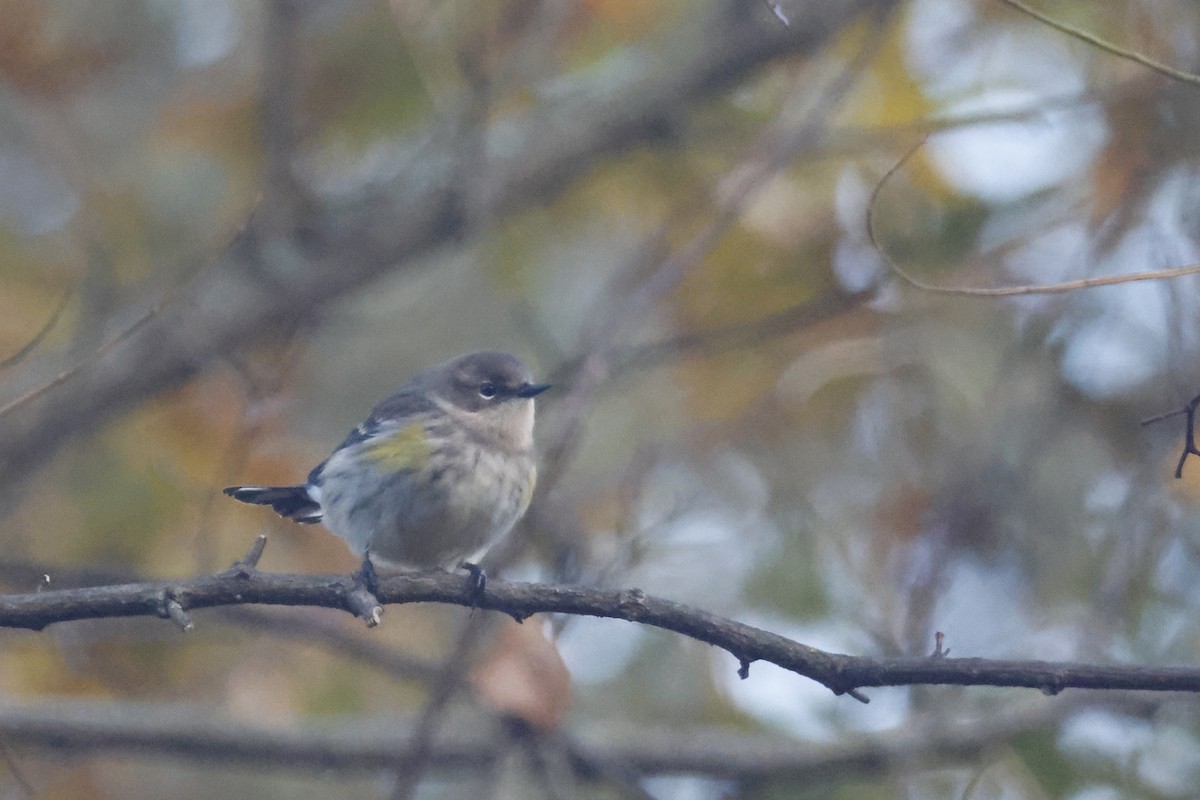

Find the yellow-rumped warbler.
[{"left": 224, "top": 351, "right": 549, "bottom": 574}]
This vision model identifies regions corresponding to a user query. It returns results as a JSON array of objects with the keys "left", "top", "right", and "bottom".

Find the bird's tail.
[{"left": 223, "top": 485, "right": 323, "bottom": 523}]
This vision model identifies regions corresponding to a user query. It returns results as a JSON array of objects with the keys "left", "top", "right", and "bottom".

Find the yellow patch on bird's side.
[
  {"left": 363, "top": 424, "right": 432, "bottom": 471},
  {"left": 519, "top": 467, "right": 537, "bottom": 515}
]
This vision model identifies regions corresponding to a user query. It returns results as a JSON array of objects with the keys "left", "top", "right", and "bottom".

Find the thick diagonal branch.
[{"left": 0, "top": 0, "right": 891, "bottom": 486}]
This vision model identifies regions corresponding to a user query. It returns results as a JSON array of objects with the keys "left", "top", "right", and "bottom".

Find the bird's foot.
[
  {"left": 346, "top": 551, "right": 383, "bottom": 627},
  {"left": 459, "top": 561, "right": 487, "bottom": 606}
]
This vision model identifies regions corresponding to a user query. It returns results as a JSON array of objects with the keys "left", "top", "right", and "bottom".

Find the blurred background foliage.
[{"left": 1, "top": 0, "right": 1200, "bottom": 798}]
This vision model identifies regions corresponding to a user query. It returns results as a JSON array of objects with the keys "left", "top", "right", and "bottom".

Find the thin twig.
[
  {"left": 1147, "top": 393, "right": 1200, "bottom": 478},
  {"left": 867, "top": 139, "right": 1200, "bottom": 296},
  {"left": 0, "top": 205, "right": 255, "bottom": 424},
  {"left": 536, "top": 6, "right": 892, "bottom": 499},
  {"left": 0, "top": 286, "right": 73, "bottom": 373},
  {"left": 0, "top": 0, "right": 887, "bottom": 485},
  {"left": 997, "top": 0, "right": 1200, "bottom": 87},
  {"left": 0, "top": 737, "right": 37, "bottom": 799},
  {"left": 388, "top": 613, "right": 491, "bottom": 800}
]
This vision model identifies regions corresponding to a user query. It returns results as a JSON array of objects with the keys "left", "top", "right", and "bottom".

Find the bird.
[{"left": 224, "top": 351, "right": 549, "bottom": 583}]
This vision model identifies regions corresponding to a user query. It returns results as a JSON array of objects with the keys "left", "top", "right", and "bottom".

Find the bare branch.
[
  {"left": 0, "top": 287, "right": 73, "bottom": 373},
  {"left": 1142, "top": 392, "right": 1200, "bottom": 478},
  {"left": 215, "top": 606, "right": 446, "bottom": 683},
  {"left": 2, "top": 567, "right": 1200, "bottom": 698},
  {"left": 534, "top": 7, "right": 891, "bottom": 500},
  {"left": 260, "top": 0, "right": 306, "bottom": 223},
  {"left": 388, "top": 614, "right": 492, "bottom": 800},
  {"left": 0, "top": 0, "right": 892, "bottom": 487},
  {"left": 867, "top": 138, "right": 1200, "bottom": 295},
  {"left": 0, "top": 694, "right": 1162, "bottom": 780},
  {"left": 0, "top": 737, "right": 37, "bottom": 799},
  {"left": 997, "top": 0, "right": 1200, "bottom": 87}
]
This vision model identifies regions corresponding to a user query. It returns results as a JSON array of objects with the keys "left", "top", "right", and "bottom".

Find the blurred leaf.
[
  {"left": 471, "top": 616, "right": 572, "bottom": 730},
  {"left": 0, "top": 0, "right": 120, "bottom": 98}
]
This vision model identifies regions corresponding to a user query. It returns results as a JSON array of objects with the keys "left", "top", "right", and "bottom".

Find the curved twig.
[
  {"left": 997, "top": 0, "right": 1200, "bottom": 87},
  {"left": 867, "top": 138, "right": 1200, "bottom": 296},
  {"left": 0, "top": 286, "right": 73, "bottom": 373}
]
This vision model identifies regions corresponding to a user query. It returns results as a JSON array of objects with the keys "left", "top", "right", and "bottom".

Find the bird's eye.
[{"left": 478, "top": 382, "right": 497, "bottom": 399}]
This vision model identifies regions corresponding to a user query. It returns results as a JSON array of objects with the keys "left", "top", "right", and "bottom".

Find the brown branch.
[
  {"left": 3, "top": 562, "right": 1200, "bottom": 699},
  {"left": 0, "top": 694, "right": 1161, "bottom": 780},
  {"left": 216, "top": 606, "right": 446, "bottom": 684},
  {"left": 260, "top": 0, "right": 305, "bottom": 216},
  {"left": 0, "top": 0, "right": 893, "bottom": 487},
  {"left": 539, "top": 277, "right": 874, "bottom": 400},
  {"left": 388, "top": 614, "right": 491, "bottom": 800},
  {"left": 605, "top": 286, "right": 875, "bottom": 376},
  {"left": 0, "top": 737, "right": 36, "bottom": 800},
  {"left": 1141, "top": 392, "right": 1200, "bottom": 478},
  {"left": 997, "top": 0, "right": 1200, "bottom": 87},
  {"left": 0, "top": 554, "right": 446, "bottom": 684},
  {"left": 533, "top": 8, "right": 891, "bottom": 501}
]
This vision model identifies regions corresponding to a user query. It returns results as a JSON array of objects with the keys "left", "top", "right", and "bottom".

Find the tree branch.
[
  {"left": 4, "top": 563, "right": 1200, "bottom": 699},
  {"left": 0, "top": 695, "right": 1161, "bottom": 781},
  {"left": 0, "top": 0, "right": 893, "bottom": 487}
]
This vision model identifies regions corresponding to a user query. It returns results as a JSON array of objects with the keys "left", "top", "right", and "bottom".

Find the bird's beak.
[{"left": 516, "top": 382, "right": 551, "bottom": 398}]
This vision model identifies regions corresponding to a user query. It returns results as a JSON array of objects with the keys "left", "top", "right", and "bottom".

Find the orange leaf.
[{"left": 470, "top": 617, "right": 571, "bottom": 730}]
